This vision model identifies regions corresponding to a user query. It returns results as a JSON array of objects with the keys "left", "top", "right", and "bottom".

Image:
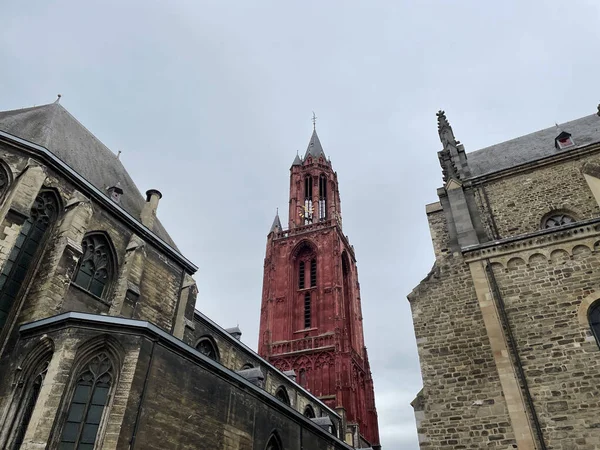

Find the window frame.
[
  {"left": 71, "top": 232, "right": 117, "bottom": 300},
  {"left": 195, "top": 335, "right": 220, "bottom": 363}
]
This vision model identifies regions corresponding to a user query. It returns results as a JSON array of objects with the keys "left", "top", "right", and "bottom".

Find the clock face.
[{"left": 299, "top": 204, "right": 314, "bottom": 220}]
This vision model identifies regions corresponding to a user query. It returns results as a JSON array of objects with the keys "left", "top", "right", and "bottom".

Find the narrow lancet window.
[
  {"left": 304, "top": 177, "right": 313, "bottom": 224},
  {"left": 318, "top": 174, "right": 327, "bottom": 220},
  {"left": 310, "top": 258, "right": 317, "bottom": 287},
  {"left": 304, "top": 292, "right": 311, "bottom": 328},
  {"left": 298, "top": 261, "right": 305, "bottom": 289}
]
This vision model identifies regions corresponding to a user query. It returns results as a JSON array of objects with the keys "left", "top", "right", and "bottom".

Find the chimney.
[{"left": 140, "top": 189, "right": 162, "bottom": 228}]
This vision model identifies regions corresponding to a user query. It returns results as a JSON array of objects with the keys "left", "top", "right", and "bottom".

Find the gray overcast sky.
[{"left": 2, "top": 1, "right": 600, "bottom": 448}]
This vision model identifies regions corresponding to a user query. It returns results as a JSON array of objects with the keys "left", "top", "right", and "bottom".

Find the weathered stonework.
[
  {"left": 411, "top": 108, "right": 600, "bottom": 449},
  {"left": 0, "top": 101, "right": 354, "bottom": 449}
]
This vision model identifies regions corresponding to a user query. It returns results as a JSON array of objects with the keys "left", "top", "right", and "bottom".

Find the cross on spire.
[{"left": 312, "top": 111, "right": 317, "bottom": 130}]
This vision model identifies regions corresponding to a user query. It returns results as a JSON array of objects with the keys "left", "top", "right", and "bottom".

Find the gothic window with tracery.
[
  {"left": 274, "top": 386, "right": 290, "bottom": 405},
  {"left": 58, "top": 353, "right": 114, "bottom": 449},
  {"left": 266, "top": 432, "right": 283, "bottom": 450},
  {"left": 196, "top": 336, "right": 219, "bottom": 362},
  {"left": 6, "top": 358, "right": 50, "bottom": 450},
  {"left": 73, "top": 234, "right": 115, "bottom": 299},
  {"left": 0, "top": 190, "right": 58, "bottom": 332},
  {"left": 0, "top": 164, "right": 10, "bottom": 202},
  {"left": 589, "top": 301, "right": 600, "bottom": 349},
  {"left": 543, "top": 213, "right": 575, "bottom": 229},
  {"left": 303, "top": 177, "right": 313, "bottom": 225}
]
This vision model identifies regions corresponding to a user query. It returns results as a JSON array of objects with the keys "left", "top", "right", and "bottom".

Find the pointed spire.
[
  {"left": 269, "top": 210, "right": 282, "bottom": 234},
  {"left": 292, "top": 150, "right": 302, "bottom": 166},
  {"left": 304, "top": 129, "right": 326, "bottom": 160},
  {"left": 436, "top": 110, "right": 458, "bottom": 149}
]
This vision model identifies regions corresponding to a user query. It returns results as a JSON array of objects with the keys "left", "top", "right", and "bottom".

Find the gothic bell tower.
[{"left": 258, "top": 126, "right": 380, "bottom": 447}]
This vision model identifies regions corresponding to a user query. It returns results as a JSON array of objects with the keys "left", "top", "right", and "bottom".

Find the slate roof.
[
  {"left": 304, "top": 129, "right": 327, "bottom": 160},
  {"left": 291, "top": 153, "right": 302, "bottom": 166},
  {"left": 269, "top": 212, "right": 282, "bottom": 233},
  {"left": 0, "top": 101, "right": 178, "bottom": 249},
  {"left": 467, "top": 113, "right": 600, "bottom": 178}
]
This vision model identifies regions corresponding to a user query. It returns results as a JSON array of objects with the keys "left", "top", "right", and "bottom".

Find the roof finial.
[
  {"left": 312, "top": 111, "right": 317, "bottom": 130},
  {"left": 55, "top": 94, "right": 62, "bottom": 104},
  {"left": 597, "top": 103, "right": 600, "bottom": 117},
  {"left": 116, "top": 150, "right": 122, "bottom": 160},
  {"left": 276, "top": 207, "right": 279, "bottom": 215}
]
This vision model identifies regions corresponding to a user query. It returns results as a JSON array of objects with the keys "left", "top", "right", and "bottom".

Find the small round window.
[{"left": 543, "top": 214, "right": 575, "bottom": 229}]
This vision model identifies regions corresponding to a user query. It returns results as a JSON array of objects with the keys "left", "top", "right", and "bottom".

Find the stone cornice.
[{"left": 463, "top": 217, "right": 600, "bottom": 265}]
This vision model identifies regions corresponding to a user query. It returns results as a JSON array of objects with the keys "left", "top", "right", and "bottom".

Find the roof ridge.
[{"left": 468, "top": 113, "right": 600, "bottom": 156}]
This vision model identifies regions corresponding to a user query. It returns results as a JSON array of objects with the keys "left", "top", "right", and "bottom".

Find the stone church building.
[
  {"left": 258, "top": 129, "right": 380, "bottom": 449},
  {"left": 410, "top": 105, "right": 600, "bottom": 449},
  {"left": 0, "top": 98, "right": 374, "bottom": 449}
]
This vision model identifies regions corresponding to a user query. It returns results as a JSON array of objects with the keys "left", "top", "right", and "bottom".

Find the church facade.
[
  {"left": 258, "top": 129, "right": 380, "bottom": 449},
  {"left": 0, "top": 99, "right": 361, "bottom": 450},
  {"left": 410, "top": 105, "right": 600, "bottom": 449}
]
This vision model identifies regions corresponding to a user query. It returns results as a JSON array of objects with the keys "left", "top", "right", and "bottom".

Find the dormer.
[
  {"left": 555, "top": 131, "right": 575, "bottom": 150},
  {"left": 107, "top": 183, "right": 123, "bottom": 203}
]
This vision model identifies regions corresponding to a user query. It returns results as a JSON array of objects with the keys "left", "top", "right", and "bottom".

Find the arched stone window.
[
  {"left": 542, "top": 211, "right": 576, "bottom": 229},
  {"left": 265, "top": 431, "right": 283, "bottom": 450},
  {"left": 0, "top": 163, "right": 11, "bottom": 203},
  {"left": 274, "top": 386, "right": 290, "bottom": 406},
  {"left": 318, "top": 174, "right": 327, "bottom": 221},
  {"left": 196, "top": 336, "right": 220, "bottom": 362},
  {"left": 58, "top": 352, "right": 115, "bottom": 448},
  {"left": 303, "top": 405, "right": 315, "bottom": 418},
  {"left": 72, "top": 233, "right": 116, "bottom": 299},
  {"left": 0, "top": 190, "right": 59, "bottom": 332},
  {"left": 589, "top": 301, "right": 600, "bottom": 348},
  {"left": 1, "top": 339, "right": 53, "bottom": 449}
]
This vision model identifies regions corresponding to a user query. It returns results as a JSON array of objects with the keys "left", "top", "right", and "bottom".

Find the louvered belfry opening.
[
  {"left": 304, "top": 176, "right": 313, "bottom": 224},
  {"left": 318, "top": 174, "right": 327, "bottom": 220},
  {"left": 310, "top": 258, "right": 317, "bottom": 287},
  {"left": 304, "top": 292, "right": 311, "bottom": 329},
  {"left": 298, "top": 261, "right": 305, "bottom": 289}
]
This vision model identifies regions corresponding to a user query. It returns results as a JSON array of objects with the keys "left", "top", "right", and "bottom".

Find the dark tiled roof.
[
  {"left": 0, "top": 102, "right": 178, "bottom": 249},
  {"left": 467, "top": 114, "right": 600, "bottom": 177},
  {"left": 304, "top": 129, "right": 327, "bottom": 160}
]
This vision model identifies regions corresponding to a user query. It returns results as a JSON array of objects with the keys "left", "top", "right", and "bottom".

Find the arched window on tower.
[
  {"left": 318, "top": 174, "right": 327, "bottom": 221},
  {"left": 72, "top": 233, "right": 116, "bottom": 299},
  {"left": 310, "top": 258, "right": 317, "bottom": 287},
  {"left": 196, "top": 336, "right": 220, "bottom": 362},
  {"left": 298, "top": 261, "right": 305, "bottom": 289},
  {"left": 542, "top": 210, "right": 576, "bottom": 229},
  {"left": 589, "top": 301, "right": 600, "bottom": 349},
  {"left": 58, "top": 352, "right": 115, "bottom": 449},
  {"left": 0, "top": 190, "right": 59, "bottom": 332}
]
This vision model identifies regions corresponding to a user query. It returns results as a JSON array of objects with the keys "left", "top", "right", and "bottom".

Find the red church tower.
[{"left": 258, "top": 127, "right": 380, "bottom": 448}]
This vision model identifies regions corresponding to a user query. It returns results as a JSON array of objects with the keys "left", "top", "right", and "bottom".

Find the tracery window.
[
  {"left": 543, "top": 213, "right": 575, "bottom": 229},
  {"left": 0, "top": 191, "right": 58, "bottom": 332},
  {"left": 589, "top": 301, "right": 600, "bottom": 349},
  {"left": 196, "top": 336, "right": 219, "bottom": 362},
  {"left": 72, "top": 234, "right": 115, "bottom": 299},
  {"left": 274, "top": 386, "right": 290, "bottom": 406},
  {"left": 266, "top": 432, "right": 283, "bottom": 450},
  {"left": 0, "top": 164, "right": 10, "bottom": 202},
  {"left": 4, "top": 355, "right": 51, "bottom": 450},
  {"left": 304, "top": 177, "right": 313, "bottom": 225},
  {"left": 58, "top": 353, "right": 114, "bottom": 449}
]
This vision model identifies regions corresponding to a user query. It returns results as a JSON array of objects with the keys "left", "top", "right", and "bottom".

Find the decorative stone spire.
[
  {"left": 436, "top": 110, "right": 470, "bottom": 182},
  {"left": 292, "top": 151, "right": 302, "bottom": 166},
  {"left": 269, "top": 210, "right": 282, "bottom": 234}
]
